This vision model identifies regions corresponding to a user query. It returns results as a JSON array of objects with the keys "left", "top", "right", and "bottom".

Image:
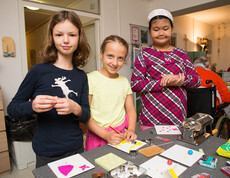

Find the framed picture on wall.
[
  {"left": 141, "top": 29, "right": 148, "bottom": 44},
  {"left": 132, "top": 26, "right": 139, "bottom": 42},
  {"left": 132, "top": 47, "right": 140, "bottom": 68}
]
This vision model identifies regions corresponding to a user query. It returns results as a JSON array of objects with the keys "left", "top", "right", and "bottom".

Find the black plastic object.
[{"left": 5, "top": 115, "right": 37, "bottom": 141}]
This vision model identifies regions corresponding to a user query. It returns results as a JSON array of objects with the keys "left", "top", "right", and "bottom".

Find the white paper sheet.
[
  {"left": 160, "top": 144, "right": 204, "bottom": 167},
  {"left": 48, "top": 154, "right": 95, "bottom": 178},
  {"left": 140, "top": 155, "right": 187, "bottom": 178},
  {"left": 155, "top": 125, "right": 181, "bottom": 135}
]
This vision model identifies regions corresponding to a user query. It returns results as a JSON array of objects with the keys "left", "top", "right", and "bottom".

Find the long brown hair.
[{"left": 42, "top": 10, "right": 90, "bottom": 68}]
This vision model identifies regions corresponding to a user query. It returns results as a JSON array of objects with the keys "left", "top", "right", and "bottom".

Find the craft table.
[{"left": 33, "top": 128, "right": 229, "bottom": 177}]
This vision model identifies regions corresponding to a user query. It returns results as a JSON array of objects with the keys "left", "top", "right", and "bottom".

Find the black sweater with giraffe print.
[{"left": 7, "top": 63, "right": 90, "bottom": 157}]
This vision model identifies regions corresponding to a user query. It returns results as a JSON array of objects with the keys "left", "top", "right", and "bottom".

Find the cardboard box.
[
  {"left": 0, "top": 110, "right": 5, "bottom": 131},
  {"left": 0, "top": 151, "right": 11, "bottom": 173},
  {"left": 0, "top": 131, "right": 8, "bottom": 152},
  {"left": 0, "top": 87, "right": 3, "bottom": 110}
]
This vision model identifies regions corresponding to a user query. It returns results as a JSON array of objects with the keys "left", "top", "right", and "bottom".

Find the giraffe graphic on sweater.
[{"left": 51, "top": 76, "right": 78, "bottom": 98}]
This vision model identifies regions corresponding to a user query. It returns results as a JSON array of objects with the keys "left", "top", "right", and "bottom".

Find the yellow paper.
[{"left": 95, "top": 153, "right": 127, "bottom": 171}]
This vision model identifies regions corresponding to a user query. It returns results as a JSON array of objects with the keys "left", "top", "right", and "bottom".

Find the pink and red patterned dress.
[{"left": 131, "top": 47, "right": 201, "bottom": 127}]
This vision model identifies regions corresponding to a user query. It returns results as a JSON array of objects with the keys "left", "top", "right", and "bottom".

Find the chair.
[
  {"left": 187, "top": 80, "right": 217, "bottom": 121},
  {"left": 186, "top": 80, "right": 230, "bottom": 139}
]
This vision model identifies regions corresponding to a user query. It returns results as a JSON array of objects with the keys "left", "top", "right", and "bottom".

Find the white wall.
[
  {"left": 0, "top": 0, "right": 219, "bottom": 114},
  {"left": 100, "top": 0, "right": 217, "bottom": 81},
  {"left": 0, "top": 0, "right": 24, "bottom": 114},
  {"left": 173, "top": 15, "right": 230, "bottom": 72},
  {"left": 150, "top": 0, "right": 216, "bottom": 11},
  {"left": 212, "top": 23, "right": 230, "bottom": 71},
  {"left": 173, "top": 15, "right": 214, "bottom": 52},
  {"left": 119, "top": 0, "right": 153, "bottom": 80},
  {"left": 173, "top": 16, "right": 195, "bottom": 51}
]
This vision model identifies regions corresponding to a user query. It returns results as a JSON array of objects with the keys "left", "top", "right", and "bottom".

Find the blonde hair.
[{"left": 100, "top": 35, "right": 129, "bottom": 62}]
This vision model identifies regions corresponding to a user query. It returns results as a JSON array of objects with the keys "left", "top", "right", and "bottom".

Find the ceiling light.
[{"left": 25, "top": 6, "right": 40, "bottom": 10}]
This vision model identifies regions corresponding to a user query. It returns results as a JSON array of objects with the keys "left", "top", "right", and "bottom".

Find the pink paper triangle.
[{"left": 58, "top": 165, "right": 74, "bottom": 176}]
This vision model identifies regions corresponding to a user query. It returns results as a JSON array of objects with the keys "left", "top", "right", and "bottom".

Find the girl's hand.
[
  {"left": 125, "top": 130, "right": 137, "bottom": 142},
  {"left": 32, "top": 95, "right": 57, "bottom": 113},
  {"left": 105, "top": 131, "right": 125, "bottom": 145},
  {"left": 54, "top": 97, "right": 82, "bottom": 116},
  {"left": 168, "top": 73, "right": 185, "bottom": 86},
  {"left": 160, "top": 74, "right": 176, "bottom": 87},
  {"left": 161, "top": 73, "right": 185, "bottom": 87}
]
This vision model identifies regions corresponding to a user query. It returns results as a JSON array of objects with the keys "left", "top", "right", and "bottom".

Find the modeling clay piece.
[
  {"left": 79, "top": 164, "right": 90, "bottom": 170},
  {"left": 168, "top": 168, "right": 178, "bottom": 178},
  {"left": 167, "top": 160, "right": 172, "bottom": 165},
  {"left": 92, "top": 172, "right": 106, "bottom": 178},
  {"left": 188, "top": 150, "right": 193, "bottom": 155},
  {"left": 162, "top": 167, "right": 178, "bottom": 178},
  {"left": 58, "top": 165, "right": 74, "bottom": 176},
  {"left": 191, "top": 173, "right": 212, "bottom": 178}
]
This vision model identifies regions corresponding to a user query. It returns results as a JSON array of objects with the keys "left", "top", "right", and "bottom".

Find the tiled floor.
[
  {"left": 0, "top": 163, "right": 35, "bottom": 178},
  {"left": 0, "top": 123, "right": 141, "bottom": 178}
]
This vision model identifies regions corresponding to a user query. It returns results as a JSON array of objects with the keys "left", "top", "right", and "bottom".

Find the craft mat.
[
  {"left": 48, "top": 154, "right": 95, "bottom": 178},
  {"left": 160, "top": 144, "right": 204, "bottom": 167},
  {"left": 140, "top": 155, "right": 187, "bottom": 178}
]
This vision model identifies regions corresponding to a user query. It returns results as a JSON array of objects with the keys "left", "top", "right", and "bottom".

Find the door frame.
[{"left": 18, "top": 0, "right": 101, "bottom": 76}]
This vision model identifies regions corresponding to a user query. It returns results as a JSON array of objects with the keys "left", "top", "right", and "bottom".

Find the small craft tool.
[
  {"left": 109, "top": 126, "right": 120, "bottom": 134},
  {"left": 178, "top": 113, "right": 213, "bottom": 145},
  {"left": 129, "top": 150, "right": 137, "bottom": 158},
  {"left": 155, "top": 136, "right": 171, "bottom": 142}
]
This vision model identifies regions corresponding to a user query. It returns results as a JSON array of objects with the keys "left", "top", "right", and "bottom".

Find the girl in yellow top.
[{"left": 85, "top": 35, "right": 137, "bottom": 151}]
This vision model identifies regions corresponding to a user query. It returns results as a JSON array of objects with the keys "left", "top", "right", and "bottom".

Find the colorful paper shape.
[
  {"left": 58, "top": 165, "right": 74, "bottom": 176},
  {"left": 79, "top": 164, "right": 90, "bottom": 171}
]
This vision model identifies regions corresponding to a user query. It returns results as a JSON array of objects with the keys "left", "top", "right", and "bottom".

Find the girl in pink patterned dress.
[{"left": 131, "top": 9, "right": 201, "bottom": 131}]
